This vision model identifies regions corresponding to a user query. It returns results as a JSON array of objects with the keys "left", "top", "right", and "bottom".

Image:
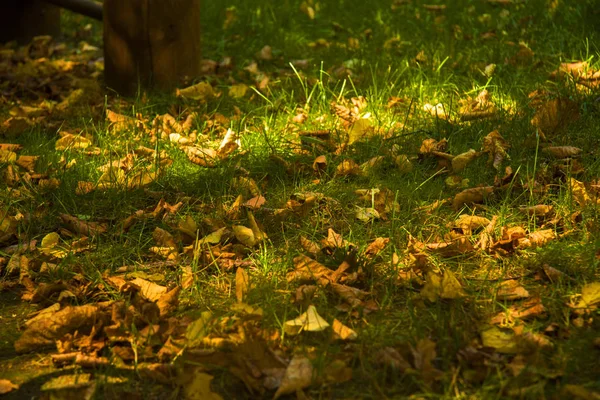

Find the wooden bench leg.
[{"left": 103, "top": 0, "right": 202, "bottom": 95}]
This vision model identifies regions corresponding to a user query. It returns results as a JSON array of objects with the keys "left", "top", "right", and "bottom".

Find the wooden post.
[
  {"left": 0, "top": 0, "right": 61, "bottom": 44},
  {"left": 103, "top": 0, "right": 202, "bottom": 95}
]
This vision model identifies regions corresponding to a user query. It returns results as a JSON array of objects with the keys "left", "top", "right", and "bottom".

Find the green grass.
[{"left": 1, "top": 0, "right": 600, "bottom": 399}]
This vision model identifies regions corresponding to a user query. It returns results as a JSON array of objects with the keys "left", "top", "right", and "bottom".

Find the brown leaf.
[
  {"left": 334, "top": 159, "right": 361, "bottom": 177},
  {"left": 299, "top": 236, "right": 320, "bottom": 257},
  {"left": 235, "top": 267, "right": 249, "bottom": 303},
  {"left": 0, "top": 379, "right": 19, "bottom": 394},
  {"left": 15, "top": 304, "right": 108, "bottom": 353},
  {"left": 243, "top": 195, "right": 266, "bottom": 211},
  {"left": 59, "top": 214, "right": 107, "bottom": 237},
  {"left": 131, "top": 278, "right": 167, "bottom": 302},
  {"left": 287, "top": 254, "right": 334, "bottom": 284},
  {"left": 411, "top": 339, "right": 444, "bottom": 385},
  {"left": 274, "top": 356, "right": 314, "bottom": 399},
  {"left": 530, "top": 96, "right": 579, "bottom": 137},
  {"left": 374, "top": 347, "right": 412, "bottom": 371},
  {"left": 153, "top": 227, "right": 177, "bottom": 249},
  {"left": 490, "top": 296, "right": 546, "bottom": 325},
  {"left": 452, "top": 149, "right": 481, "bottom": 173},
  {"left": 482, "top": 130, "right": 510, "bottom": 170},
  {"left": 364, "top": 237, "right": 389, "bottom": 258},
  {"left": 184, "top": 146, "right": 218, "bottom": 167},
  {"left": 330, "top": 282, "right": 369, "bottom": 308},
  {"left": 332, "top": 319, "right": 358, "bottom": 341},
  {"left": 157, "top": 287, "right": 180, "bottom": 317},
  {"left": 496, "top": 280, "right": 530, "bottom": 301},
  {"left": 542, "top": 146, "right": 582, "bottom": 159},
  {"left": 452, "top": 186, "right": 494, "bottom": 210}
]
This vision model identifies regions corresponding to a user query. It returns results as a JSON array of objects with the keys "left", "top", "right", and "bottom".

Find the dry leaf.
[
  {"left": 131, "top": 278, "right": 167, "bottom": 302},
  {"left": 177, "top": 82, "right": 218, "bottom": 101},
  {"left": 335, "top": 159, "right": 361, "bottom": 177},
  {"left": 480, "top": 326, "right": 519, "bottom": 354},
  {"left": 15, "top": 304, "right": 106, "bottom": 353},
  {"left": 283, "top": 305, "right": 330, "bottom": 335},
  {"left": 423, "top": 103, "right": 449, "bottom": 119},
  {"left": 332, "top": 319, "right": 358, "bottom": 340},
  {"left": 273, "top": 356, "right": 314, "bottom": 400},
  {"left": 496, "top": 280, "right": 530, "bottom": 301},
  {"left": 572, "top": 282, "right": 600, "bottom": 310},
  {"left": 229, "top": 83, "right": 249, "bottom": 98},
  {"left": 542, "top": 146, "right": 582, "bottom": 159},
  {"left": 452, "top": 186, "right": 494, "bottom": 210},
  {"left": 232, "top": 225, "right": 257, "bottom": 247},
  {"left": 235, "top": 267, "right": 249, "bottom": 303},
  {"left": 347, "top": 117, "right": 372, "bottom": 145},
  {"left": 482, "top": 130, "right": 510, "bottom": 170},
  {"left": 452, "top": 149, "right": 480, "bottom": 173},
  {"left": 181, "top": 368, "right": 224, "bottom": 400},
  {"left": 0, "top": 380, "right": 18, "bottom": 394}
]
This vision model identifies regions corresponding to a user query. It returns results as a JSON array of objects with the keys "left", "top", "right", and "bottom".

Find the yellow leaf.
[
  {"left": 232, "top": 225, "right": 256, "bottom": 247},
  {"left": 185, "top": 312, "right": 212, "bottom": 347},
  {"left": 570, "top": 178, "right": 592, "bottom": 206},
  {"left": 451, "top": 149, "right": 480, "bottom": 173},
  {"left": 177, "top": 82, "right": 217, "bottom": 101},
  {"left": 395, "top": 154, "right": 414, "bottom": 173},
  {"left": 574, "top": 282, "right": 600, "bottom": 309},
  {"left": 131, "top": 278, "right": 167, "bottom": 302},
  {"left": 355, "top": 206, "right": 380, "bottom": 222},
  {"left": 480, "top": 326, "right": 519, "bottom": 354},
  {"left": 55, "top": 132, "right": 92, "bottom": 151},
  {"left": 235, "top": 267, "right": 249, "bottom": 303},
  {"left": 440, "top": 269, "right": 467, "bottom": 299},
  {"left": 40, "top": 232, "right": 68, "bottom": 258},
  {"left": 334, "top": 159, "right": 361, "bottom": 177},
  {"left": 332, "top": 319, "right": 358, "bottom": 341},
  {"left": 0, "top": 149, "right": 17, "bottom": 163},
  {"left": 347, "top": 117, "right": 371, "bottom": 145},
  {"left": 197, "top": 227, "right": 227, "bottom": 246},
  {"left": 420, "top": 271, "right": 442, "bottom": 302},
  {"left": 228, "top": 83, "right": 249, "bottom": 98},
  {"left": 182, "top": 368, "right": 224, "bottom": 400},
  {"left": 283, "top": 305, "right": 330, "bottom": 335}
]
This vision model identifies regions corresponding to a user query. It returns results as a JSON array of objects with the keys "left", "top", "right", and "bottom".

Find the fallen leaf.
[
  {"left": 181, "top": 368, "right": 224, "bottom": 400},
  {"left": 496, "top": 280, "right": 530, "bottom": 301},
  {"left": 542, "top": 146, "right": 582, "bottom": 159},
  {"left": 335, "top": 159, "right": 361, "bottom": 177},
  {"left": 0, "top": 380, "right": 18, "bottom": 394},
  {"left": 452, "top": 149, "right": 480, "bottom": 173},
  {"left": 232, "top": 225, "right": 257, "bottom": 247},
  {"left": 131, "top": 277, "right": 167, "bottom": 302},
  {"left": 177, "top": 82, "right": 218, "bottom": 101},
  {"left": 15, "top": 304, "right": 107, "bottom": 353},
  {"left": 332, "top": 319, "right": 358, "bottom": 340},
  {"left": 274, "top": 356, "right": 314, "bottom": 399},
  {"left": 480, "top": 325, "right": 519, "bottom": 354},
  {"left": 283, "top": 305, "right": 330, "bottom": 335},
  {"left": 452, "top": 186, "right": 494, "bottom": 210},
  {"left": 235, "top": 267, "right": 249, "bottom": 303},
  {"left": 229, "top": 83, "right": 249, "bottom": 99}
]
